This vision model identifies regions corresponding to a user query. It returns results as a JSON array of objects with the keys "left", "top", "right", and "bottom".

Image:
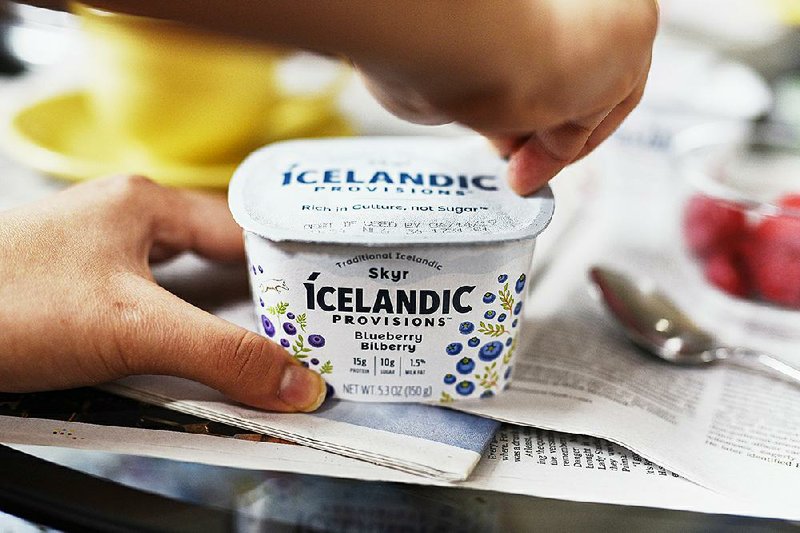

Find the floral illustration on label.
[{"left": 253, "top": 264, "right": 333, "bottom": 375}]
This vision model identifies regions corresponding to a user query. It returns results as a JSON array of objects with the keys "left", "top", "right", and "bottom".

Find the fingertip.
[
  {"left": 278, "top": 364, "right": 328, "bottom": 412},
  {"left": 506, "top": 146, "right": 563, "bottom": 196}
]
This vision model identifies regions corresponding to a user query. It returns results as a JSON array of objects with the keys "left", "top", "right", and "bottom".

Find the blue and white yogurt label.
[{"left": 246, "top": 238, "right": 534, "bottom": 402}]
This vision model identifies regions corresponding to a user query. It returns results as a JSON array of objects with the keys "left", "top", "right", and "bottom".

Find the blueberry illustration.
[
  {"left": 456, "top": 357, "right": 475, "bottom": 374},
  {"left": 308, "top": 334, "right": 326, "bottom": 348},
  {"left": 478, "top": 341, "right": 504, "bottom": 362},
  {"left": 310, "top": 358, "right": 319, "bottom": 365},
  {"left": 325, "top": 383, "right": 335, "bottom": 398},
  {"left": 512, "top": 319, "right": 519, "bottom": 328},
  {"left": 259, "top": 297, "right": 264, "bottom": 308},
  {"left": 252, "top": 265, "right": 257, "bottom": 275},
  {"left": 258, "top": 265, "right": 264, "bottom": 274},
  {"left": 444, "top": 374, "right": 457, "bottom": 385},
  {"left": 482, "top": 292, "right": 496, "bottom": 304},
  {"left": 459, "top": 321, "right": 475, "bottom": 335},
  {"left": 261, "top": 315, "right": 275, "bottom": 337},
  {"left": 515, "top": 273, "right": 526, "bottom": 294},
  {"left": 456, "top": 381, "right": 476, "bottom": 396},
  {"left": 504, "top": 366, "right": 513, "bottom": 380},
  {"left": 514, "top": 302, "right": 523, "bottom": 316},
  {"left": 506, "top": 337, "right": 513, "bottom": 347},
  {"left": 301, "top": 362, "right": 309, "bottom": 368},
  {"left": 481, "top": 390, "right": 495, "bottom": 399},
  {"left": 280, "top": 339, "right": 290, "bottom": 348},
  {"left": 283, "top": 322, "right": 297, "bottom": 335},
  {"left": 497, "top": 313, "right": 507, "bottom": 323},
  {"left": 286, "top": 312, "right": 295, "bottom": 320},
  {"left": 484, "top": 310, "right": 496, "bottom": 319},
  {"left": 446, "top": 342, "right": 463, "bottom": 356},
  {"left": 498, "top": 274, "right": 508, "bottom": 283},
  {"left": 468, "top": 336, "right": 480, "bottom": 348}
]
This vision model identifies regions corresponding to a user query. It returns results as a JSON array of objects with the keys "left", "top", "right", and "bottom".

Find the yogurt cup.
[{"left": 229, "top": 137, "right": 554, "bottom": 402}]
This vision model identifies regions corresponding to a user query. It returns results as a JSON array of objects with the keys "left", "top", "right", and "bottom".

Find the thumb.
[{"left": 116, "top": 276, "right": 327, "bottom": 412}]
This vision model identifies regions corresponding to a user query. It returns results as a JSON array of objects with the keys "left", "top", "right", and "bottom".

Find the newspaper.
[
  {"left": 450, "top": 213, "right": 800, "bottom": 516},
  {"left": 4, "top": 416, "right": 795, "bottom": 520},
  {"left": 102, "top": 193, "right": 800, "bottom": 512},
  {"left": 102, "top": 375, "right": 497, "bottom": 481}
]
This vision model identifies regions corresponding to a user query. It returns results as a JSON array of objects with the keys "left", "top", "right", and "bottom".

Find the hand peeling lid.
[{"left": 229, "top": 136, "right": 555, "bottom": 245}]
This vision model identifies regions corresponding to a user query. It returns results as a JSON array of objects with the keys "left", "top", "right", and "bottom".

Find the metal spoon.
[{"left": 589, "top": 266, "right": 800, "bottom": 384}]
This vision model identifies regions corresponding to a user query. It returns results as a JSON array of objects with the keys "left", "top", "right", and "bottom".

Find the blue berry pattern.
[
  {"left": 252, "top": 264, "right": 333, "bottom": 375},
  {"left": 515, "top": 274, "right": 526, "bottom": 294},
  {"left": 456, "top": 381, "right": 476, "bottom": 396},
  {"left": 446, "top": 342, "right": 463, "bottom": 356},
  {"left": 440, "top": 271, "right": 525, "bottom": 400},
  {"left": 479, "top": 341, "right": 504, "bottom": 362},
  {"left": 308, "top": 334, "right": 326, "bottom": 348},
  {"left": 456, "top": 357, "right": 475, "bottom": 374},
  {"left": 261, "top": 315, "right": 275, "bottom": 338}
]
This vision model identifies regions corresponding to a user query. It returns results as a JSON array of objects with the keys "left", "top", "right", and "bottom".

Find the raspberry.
[
  {"left": 778, "top": 194, "right": 800, "bottom": 211},
  {"left": 744, "top": 213, "right": 800, "bottom": 308},
  {"left": 683, "top": 195, "right": 747, "bottom": 258},
  {"left": 703, "top": 251, "right": 749, "bottom": 298}
]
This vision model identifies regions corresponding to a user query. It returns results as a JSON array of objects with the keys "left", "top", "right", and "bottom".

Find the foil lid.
[{"left": 229, "top": 136, "right": 554, "bottom": 245}]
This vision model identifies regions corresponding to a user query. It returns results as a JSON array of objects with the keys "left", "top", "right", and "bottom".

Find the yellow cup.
[{"left": 72, "top": 3, "right": 302, "bottom": 166}]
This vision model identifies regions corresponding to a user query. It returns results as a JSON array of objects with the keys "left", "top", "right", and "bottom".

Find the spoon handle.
[{"left": 720, "top": 347, "right": 800, "bottom": 385}]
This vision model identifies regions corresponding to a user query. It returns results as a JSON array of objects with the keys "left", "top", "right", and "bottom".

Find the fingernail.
[{"left": 278, "top": 365, "right": 327, "bottom": 412}]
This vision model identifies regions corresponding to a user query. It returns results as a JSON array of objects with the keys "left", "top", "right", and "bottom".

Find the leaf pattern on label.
[
  {"left": 499, "top": 283, "right": 515, "bottom": 313},
  {"left": 478, "top": 321, "right": 508, "bottom": 337},
  {"left": 296, "top": 313, "right": 307, "bottom": 332},
  {"left": 267, "top": 301, "right": 289, "bottom": 316}
]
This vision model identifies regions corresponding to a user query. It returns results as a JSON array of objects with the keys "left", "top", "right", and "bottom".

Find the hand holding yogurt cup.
[{"left": 0, "top": 176, "right": 327, "bottom": 412}]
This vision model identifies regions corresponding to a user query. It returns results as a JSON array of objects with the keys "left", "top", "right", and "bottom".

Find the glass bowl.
[{"left": 673, "top": 122, "right": 800, "bottom": 353}]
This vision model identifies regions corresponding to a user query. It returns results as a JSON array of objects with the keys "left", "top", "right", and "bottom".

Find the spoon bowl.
[{"left": 589, "top": 266, "right": 800, "bottom": 384}]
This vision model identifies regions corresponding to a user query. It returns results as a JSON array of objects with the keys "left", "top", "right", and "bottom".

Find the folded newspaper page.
[
  {"left": 450, "top": 220, "right": 800, "bottom": 515},
  {"left": 103, "top": 376, "right": 497, "bottom": 481},
  {"left": 4, "top": 417, "right": 796, "bottom": 521}
]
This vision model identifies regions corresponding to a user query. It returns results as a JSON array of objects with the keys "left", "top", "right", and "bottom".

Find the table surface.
[{"left": 0, "top": 20, "right": 796, "bottom": 533}]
